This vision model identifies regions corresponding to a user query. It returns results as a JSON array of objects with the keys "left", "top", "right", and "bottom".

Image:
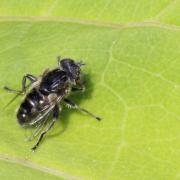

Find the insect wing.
[{"left": 28, "top": 95, "right": 62, "bottom": 126}]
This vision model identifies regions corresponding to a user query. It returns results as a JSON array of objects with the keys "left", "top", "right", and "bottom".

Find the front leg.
[
  {"left": 72, "top": 80, "right": 86, "bottom": 93},
  {"left": 71, "top": 86, "right": 85, "bottom": 92},
  {"left": 64, "top": 98, "right": 101, "bottom": 121}
]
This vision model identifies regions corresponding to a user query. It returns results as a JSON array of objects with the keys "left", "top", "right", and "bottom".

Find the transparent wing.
[
  {"left": 28, "top": 95, "right": 63, "bottom": 126},
  {"left": 25, "top": 112, "right": 50, "bottom": 141},
  {"left": 24, "top": 95, "right": 62, "bottom": 141}
]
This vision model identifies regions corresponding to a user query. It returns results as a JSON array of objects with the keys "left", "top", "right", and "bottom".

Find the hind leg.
[
  {"left": 26, "top": 112, "right": 51, "bottom": 142},
  {"left": 31, "top": 105, "right": 60, "bottom": 151}
]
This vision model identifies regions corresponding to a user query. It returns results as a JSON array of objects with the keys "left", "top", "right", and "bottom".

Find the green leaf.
[
  {"left": 0, "top": 157, "right": 64, "bottom": 180},
  {"left": 0, "top": 1, "right": 179, "bottom": 179}
]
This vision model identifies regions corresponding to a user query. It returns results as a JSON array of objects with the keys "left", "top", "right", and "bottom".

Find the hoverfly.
[{"left": 4, "top": 57, "right": 101, "bottom": 151}]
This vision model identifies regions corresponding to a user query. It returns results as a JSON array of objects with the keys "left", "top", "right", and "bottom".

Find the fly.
[{"left": 4, "top": 57, "right": 101, "bottom": 151}]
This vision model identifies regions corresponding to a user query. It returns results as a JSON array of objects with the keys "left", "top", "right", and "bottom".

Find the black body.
[
  {"left": 5, "top": 58, "right": 101, "bottom": 151},
  {"left": 17, "top": 59, "right": 80, "bottom": 126}
]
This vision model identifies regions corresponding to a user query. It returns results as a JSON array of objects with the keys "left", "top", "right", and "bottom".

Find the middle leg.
[
  {"left": 64, "top": 98, "right": 101, "bottom": 121},
  {"left": 4, "top": 74, "right": 37, "bottom": 94}
]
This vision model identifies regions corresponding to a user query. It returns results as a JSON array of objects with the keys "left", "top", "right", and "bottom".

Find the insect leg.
[
  {"left": 26, "top": 112, "right": 50, "bottom": 141},
  {"left": 64, "top": 98, "right": 101, "bottom": 121},
  {"left": 71, "top": 80, "right": 86, "bottom": 93},
  {"left": 21, "top": 74, "right": 37, "bottom": 93},
  {"left": 4, "top": 74, "right": 37, "bottom": 94},
  {"left": 72, "top": 86, "right": 85, "bottom": 92},
  {"left": 31, "top": 105, "right": 60, "bottom": 151},
  {"left": 57, "top": 56, "right": 61, "bottom": 67},
  {"left": 3, "top": 74, "right": 38, "bottom": 109}
]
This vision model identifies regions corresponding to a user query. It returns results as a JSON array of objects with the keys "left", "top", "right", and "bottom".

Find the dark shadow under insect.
[{"left": 4, "top": 57, "right": 101, "bottom": 151}]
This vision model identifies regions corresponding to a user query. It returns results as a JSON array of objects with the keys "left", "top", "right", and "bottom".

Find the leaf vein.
[{"left": 0, "top": 153, "right": 82, "bottom": 180}]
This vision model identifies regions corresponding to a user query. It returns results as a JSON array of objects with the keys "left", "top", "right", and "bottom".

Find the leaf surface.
[{"left": 0, "top": 1, "right": 179, "bottom": 179}]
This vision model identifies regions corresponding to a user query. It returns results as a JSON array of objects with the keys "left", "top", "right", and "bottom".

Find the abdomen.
[{"left": 17, "top": 88, "right": 44, "bottom": 126}]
